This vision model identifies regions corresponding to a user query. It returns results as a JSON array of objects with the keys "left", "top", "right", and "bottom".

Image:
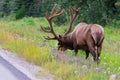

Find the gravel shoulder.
[{"left": 0, "top": 47, "right": 55, "bottom": 80}]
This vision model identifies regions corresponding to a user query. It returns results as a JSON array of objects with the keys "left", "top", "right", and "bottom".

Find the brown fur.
[{"left": 58, "top": 23, "right": 104, "bottom": 62}]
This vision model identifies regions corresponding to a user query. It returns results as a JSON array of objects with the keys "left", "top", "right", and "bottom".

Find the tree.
[{"left": 0, "top": 0, "right": 120, "bottom": 25}]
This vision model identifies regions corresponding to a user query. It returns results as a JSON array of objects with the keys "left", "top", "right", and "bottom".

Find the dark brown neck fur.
[{"left": 61, "top": 34, "right": 74, "bottom": 50}]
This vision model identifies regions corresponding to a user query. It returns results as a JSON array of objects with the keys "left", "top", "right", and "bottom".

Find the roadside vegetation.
[{"left": 0, "top": 17, "right": 120, "bottom": 80}]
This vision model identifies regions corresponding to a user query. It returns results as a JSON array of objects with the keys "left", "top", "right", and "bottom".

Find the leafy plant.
[{"left": 16, "top": 5, "right": 26, "bottom": 19}]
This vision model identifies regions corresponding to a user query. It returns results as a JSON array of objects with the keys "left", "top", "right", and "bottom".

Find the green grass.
[{"left": 0, "top": 17, "right": 120, "bottom": 80}]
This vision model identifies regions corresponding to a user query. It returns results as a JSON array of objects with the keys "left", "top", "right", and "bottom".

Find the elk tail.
[{"left": 91, "top": 32, "right": 97, "bottom": 46}]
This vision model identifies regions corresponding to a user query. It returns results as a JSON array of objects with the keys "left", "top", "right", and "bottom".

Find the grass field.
[{"left": 0, "top": 17, "right": 120, "bottom": 80}]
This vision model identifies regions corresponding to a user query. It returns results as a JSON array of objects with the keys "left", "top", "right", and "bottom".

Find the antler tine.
[
  {"left": 70, "top": 6, "right": 79, "bottom": 14},
  {"left": 64, "top": 6, "right": 79, "bottom": 35},
  {"left": 57, "top": 9, "right": 64, "bottom": 16},
  {"left": 41, "top": 4, "right": 64, "bottom": 40},
  {"left": 51, "top": 4, "right": 58, "bottom": 15},
  {"left": 45, "top": 11, "right": 49, "bottom": 21},
  {"left": 70, "top": 6, "right": 79, "bottom": 22},
  {"left": 40, "top": 25, "right": 51, "bottom": 33},
  {"left": 48, "top": 4, "right": 64, "bottom": 19},
  {"left": 44, "top": 36, "right": 56, "bottom": 40},
  {"left": 45, "top": 4, "right": 57, "bottom": 21},
  {"left": 70, "top": 6, "right": 73, "bottom": 20}
]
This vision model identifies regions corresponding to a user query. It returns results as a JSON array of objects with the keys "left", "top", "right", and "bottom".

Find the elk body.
[{"left": 41, "top": 4, "right": 104, "bottom": 62}]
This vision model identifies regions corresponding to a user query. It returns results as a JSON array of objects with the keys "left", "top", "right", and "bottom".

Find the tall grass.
[
  {"left": 0, "top": 29, "right": 50, "bottom": 65},
  {"left": 0, "top": 17, "right": 120, "bottom": 80}
]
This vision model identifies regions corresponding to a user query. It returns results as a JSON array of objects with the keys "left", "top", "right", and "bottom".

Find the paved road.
[
  {"left": 0, "top": 56, "right": 30, "bottom": 80},
  {"left": 0, "top": 49, "right": 54, "bottom": 80}
]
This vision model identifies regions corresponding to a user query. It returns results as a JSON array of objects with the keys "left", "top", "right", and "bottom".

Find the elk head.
[{"left": 41, "top": 4, "right": 79, "bottom": 51}]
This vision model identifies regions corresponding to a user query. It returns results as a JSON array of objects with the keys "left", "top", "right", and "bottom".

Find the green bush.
[
  {"left": 0, "top": 12, "right": 4, "bottom": 18},
  {"left": 53, "top": 13, "right": 67, "bottom": 26},
  {"left": 15, "top": 6, "right": 26, "bottom": 19}
]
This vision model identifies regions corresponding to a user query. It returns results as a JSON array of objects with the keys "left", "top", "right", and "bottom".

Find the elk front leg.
[
  {"left": 85, "top": 51, "right": 89, "bottom": 59},
  {"left": 74, "top": 48, "right": 78, "bottom": 56},
  {"left": 73, "top": 42, "right": 78, "bottom": 56}
]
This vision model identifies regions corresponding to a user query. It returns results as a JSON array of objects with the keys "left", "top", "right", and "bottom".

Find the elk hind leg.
[
  {"left": 87, "top": 41, "right": 97, "bottom": 61},
  {"left": 97, "top": 44, "right": 102, "bottom": 62}
]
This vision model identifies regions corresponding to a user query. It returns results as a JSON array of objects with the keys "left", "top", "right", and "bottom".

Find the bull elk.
[{"left": 41, "top": 4, "right": 104, "bottom": 62}]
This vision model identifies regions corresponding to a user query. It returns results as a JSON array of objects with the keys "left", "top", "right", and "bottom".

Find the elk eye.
[{"left": 59, "top": 35, "right": 62, "bottom": 38}]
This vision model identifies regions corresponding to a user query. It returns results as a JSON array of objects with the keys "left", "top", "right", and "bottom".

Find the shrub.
[
  {"left": 53, "top": 13, "right": 67, "bottom": 26},
  {"left": 16, "top": 5, "right": 26, "bottom": 19}
]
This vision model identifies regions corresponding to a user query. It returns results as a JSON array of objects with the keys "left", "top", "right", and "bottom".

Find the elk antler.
[
  {"left": 64, "top": 6, "right": 79, "bottom": 35},
  {"left": 41, "top": 4, "right": 64, "bottom": 40}
]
